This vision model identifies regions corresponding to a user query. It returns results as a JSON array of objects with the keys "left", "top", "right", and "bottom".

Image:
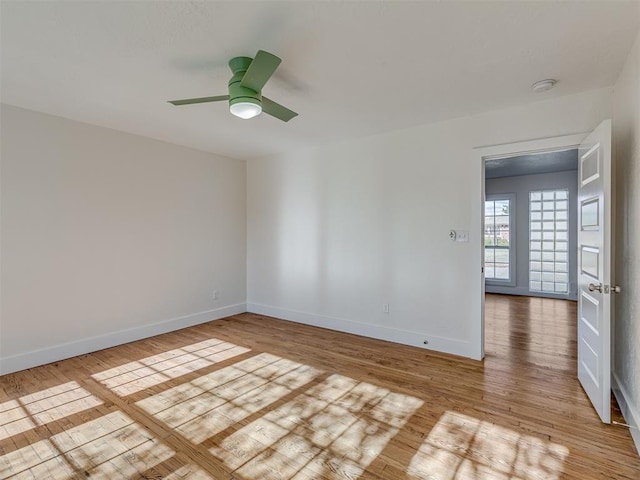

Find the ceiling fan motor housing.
[{"left": 228, "top": 56, "right": 261, "bottom": 108}]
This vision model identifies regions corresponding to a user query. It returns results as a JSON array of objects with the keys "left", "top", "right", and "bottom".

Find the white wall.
[
  {"left": 247, "top": 88, "right": 612, "bottom": 360},
  {"left": 0, "top": 105, "right": 247, "bottom": 373},
  {"left": 485, "top": 170, "right": 578, "bottom": 300},
  {"left": 613, "top": 29, "right": 640, "bottom": 453}
]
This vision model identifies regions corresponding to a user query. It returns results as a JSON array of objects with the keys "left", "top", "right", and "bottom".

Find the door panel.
[
  {"left": 581, "top": 144, "right": 600, "bottom": 185},
  {"left": 580, "top": 291, "right": 599, "bottom": 332},
  {"left": 580, "top": 246, "right": 599, "bottom": 280},
  {"left": 580, "top": 198, "right": 599, "bottom": 228},
  {"left": 577, "top": 119, "right": 612, "bottom": 423}
]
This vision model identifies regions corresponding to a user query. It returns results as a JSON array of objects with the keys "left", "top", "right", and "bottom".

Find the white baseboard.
[
  {"left": 0, "top": 303, "right": 247, "bottom": 375},
  {"left": 613, "top": 372, "right": 640, "bottom": 455},
  {"left": 246, "top": 302, "right": 473, "bottom": 359},
  {"left": 485, "top": 286, "right": 577, "bottom": 301}
]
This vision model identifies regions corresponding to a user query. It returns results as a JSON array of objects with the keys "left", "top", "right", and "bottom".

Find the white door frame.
[{"left": 474, "top": 133, "right": 588, "bottom": 359}]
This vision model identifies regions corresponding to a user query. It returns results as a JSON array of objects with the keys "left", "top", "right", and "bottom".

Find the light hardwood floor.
[{"left": 1, "top": 294, "right": 639, "bottom": 479}]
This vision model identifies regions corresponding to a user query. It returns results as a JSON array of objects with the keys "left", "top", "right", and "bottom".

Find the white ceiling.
[
  {"left": 1, "top": 1, "right": 639, "bottom": 160},
  {"left": 485, "top": 149, "right": 578, "bottom": 179}
]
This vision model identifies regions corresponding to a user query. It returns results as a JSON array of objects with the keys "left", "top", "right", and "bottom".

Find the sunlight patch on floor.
[
  {"left": 1, "top": 410, "right": 174, "bottom": 479},
  {"left": 92, "top": 338, "right": 250, "bottom": 396},
  {"left": 0, "top": 438, "right": 77, "bottom": 479},
  {"left": 0, "top": 381, "right": 102, "bottom": 441},
  {"left": 210, "top": 373, "right": 423, "bottom": 479},
  {"left": 407, "top": 411, "right": 569, "bottom": 480},
  {"left": 137, "top": 352, "right": 322, "bottom": 444},
  {"left": 163, "top": 463, "right": 218, "bottom": 480}
]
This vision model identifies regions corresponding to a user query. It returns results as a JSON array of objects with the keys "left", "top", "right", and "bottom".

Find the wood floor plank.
[{"left": 0, "top": 294, "right": 638, "bottom": 479}]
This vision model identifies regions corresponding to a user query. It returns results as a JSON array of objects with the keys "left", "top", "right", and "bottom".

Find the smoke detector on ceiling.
[{"left": 532, "top": 79, "right": 557, "bottom": 93}]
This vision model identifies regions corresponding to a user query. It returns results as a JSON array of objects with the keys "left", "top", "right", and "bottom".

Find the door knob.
[
  {"left": 588, "top": 283, "right": 603, "bottom": 292},
  {"left": 613, "top": 286, "right": 622, "bottom": 293}
]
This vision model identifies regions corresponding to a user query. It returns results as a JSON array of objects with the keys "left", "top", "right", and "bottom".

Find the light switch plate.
[{"left": 455, "top": 230, "right": 469, "bottom": 242}]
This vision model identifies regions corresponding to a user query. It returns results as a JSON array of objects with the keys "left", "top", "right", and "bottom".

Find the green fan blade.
[
  {"left": 262, "top": 96, "right": 298, "bottom": 122},
  {"left": 168, "top": 95, "right": 229, "bottom": 106},
  {"left": 240, "top": 50, "right": 281, "bottom": 92}
]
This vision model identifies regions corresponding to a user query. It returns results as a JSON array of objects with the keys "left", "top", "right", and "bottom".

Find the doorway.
[
  {"left": 476, "top": 124, "right": 614, "bottom": 424},
  {"left": 482, "top": 148, "right": 580, "bottom": 365},
  {"left": 483, "top": 149, "right": 579, "bottom": 301},
  {"left": 474, "top": 132, "right": 586, "bottom": 360}
]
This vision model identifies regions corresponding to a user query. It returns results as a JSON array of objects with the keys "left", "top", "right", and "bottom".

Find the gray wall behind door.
[{"left": 485, "top": 170, "right": 578, "bottom": 300}]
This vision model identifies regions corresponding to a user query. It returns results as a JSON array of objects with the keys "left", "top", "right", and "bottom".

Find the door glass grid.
[
  {"left": 485, "top": 199, "right": 511, "bottom": 281},
  {"left": 529, "top": 189, "right": 569, "bottom": 293}
]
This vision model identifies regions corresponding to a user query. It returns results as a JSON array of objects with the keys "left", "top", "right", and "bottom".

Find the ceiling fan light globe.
[{"left": 230, "top": 101, "right": 262, "bottom": 119}]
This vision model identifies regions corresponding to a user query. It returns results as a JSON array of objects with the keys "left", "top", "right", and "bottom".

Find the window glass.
[
  {"left": 529, "top": 189, "right": 569, "bottom": 293},
  {"left": 485, "top": 197, "right": 513, "bottom": 282}
]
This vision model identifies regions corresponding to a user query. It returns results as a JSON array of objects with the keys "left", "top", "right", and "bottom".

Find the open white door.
[{"left": 577, "top": 119, "right": 613, "bottom": 423}]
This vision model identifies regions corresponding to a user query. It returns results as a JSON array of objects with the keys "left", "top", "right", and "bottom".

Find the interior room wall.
[
  {"left": 247, "top": 87, "right": 613, "bottom": 360},
  {"left": 485, "top": 170, "right": 578, "bottom": 300},
  {"left": 0, "top": 104, "right": 247, "bottom": 374},
  {"left": 612, "top": 29, "right": 640, "bottom": 453}
]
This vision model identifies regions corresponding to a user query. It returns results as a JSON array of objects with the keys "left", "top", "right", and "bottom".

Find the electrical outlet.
[
  {"left": 383, "top": 304, "right": 389, "bottom": 313},
  {"left": 212, "top": 290, "right": 218, "bottom": 300}
]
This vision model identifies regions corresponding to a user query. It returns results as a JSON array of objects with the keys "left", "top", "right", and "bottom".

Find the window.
[
  {"left": 529, "top": 189, "right": 569, "bottom": 294},
  {"left": 485, "top": 194, "right": 515, "bottom": 284}
]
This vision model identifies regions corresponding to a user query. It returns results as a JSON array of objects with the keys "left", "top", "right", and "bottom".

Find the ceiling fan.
[{"left": 168, "top": 50, "right": 298, "bottom": 122}]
